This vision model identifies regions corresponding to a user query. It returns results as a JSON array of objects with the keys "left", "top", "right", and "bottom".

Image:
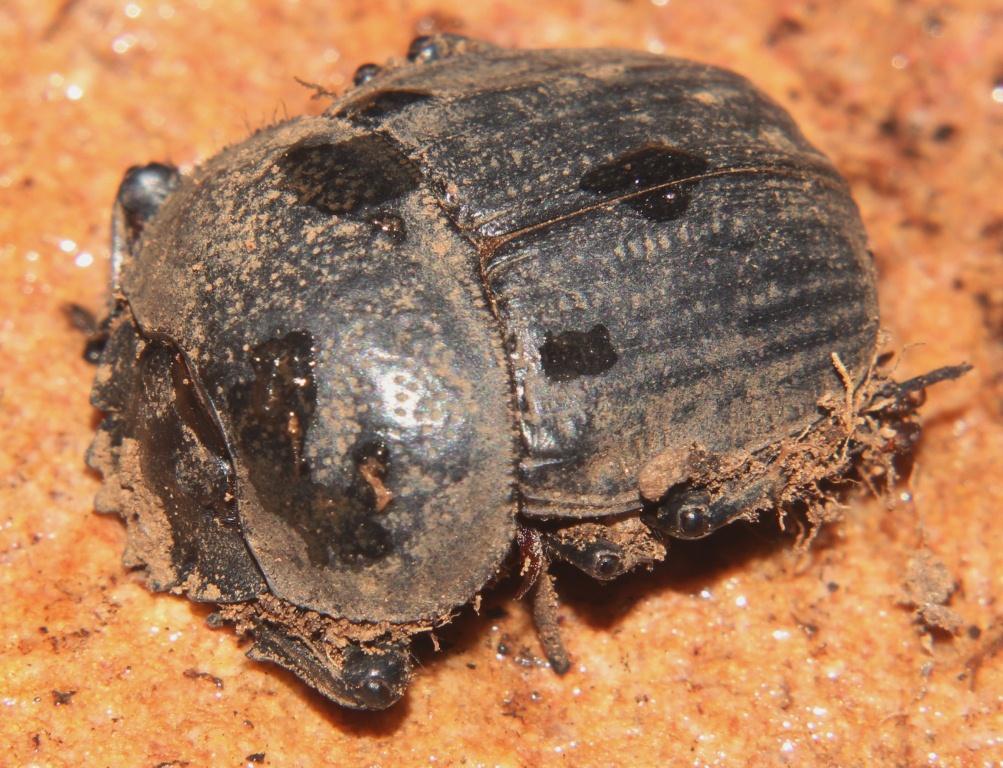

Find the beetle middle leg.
[{"left": 530, "top": 568, "right": 571, "bottom": 675}]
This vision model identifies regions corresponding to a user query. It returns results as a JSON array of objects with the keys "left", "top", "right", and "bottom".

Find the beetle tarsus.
[
  {"left": 889, "top": 363, "right": 972, "bottom": 399},
  {"left": 530, "top": 569, "right": 571, "bottom": 675}
]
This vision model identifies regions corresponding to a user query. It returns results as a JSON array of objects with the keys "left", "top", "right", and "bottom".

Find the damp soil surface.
[{"left": 1, "top": 1, "right": 1002, "bottom": 766}]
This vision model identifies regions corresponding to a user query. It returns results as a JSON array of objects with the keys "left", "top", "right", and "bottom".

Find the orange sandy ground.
[{"left": 1, "top": 1, "right": 1001, "bottom": 766}]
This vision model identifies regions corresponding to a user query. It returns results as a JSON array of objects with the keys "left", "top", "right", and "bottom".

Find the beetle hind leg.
[
  {"left": 516, "top": 526, "right": 570, "bottom": 674},
  {"left": 519, "top": 516, "right": 665, "bottom": 674},
  {"left": 529, "top": 569, "right": 571, "bottom": 675}
]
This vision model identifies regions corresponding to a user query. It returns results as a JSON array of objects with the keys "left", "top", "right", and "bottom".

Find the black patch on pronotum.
[
  {"left": 539, "top": 324, "right": 619, "bottom": 381},
  {"left": 337, "top": 89, "right": 435, "bottom": 124},
  {"left": 276, "top": 135, "right": 418, "bottom": 216}
]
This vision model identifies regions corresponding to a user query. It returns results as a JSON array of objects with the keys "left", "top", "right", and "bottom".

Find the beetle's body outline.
[{"left": 86, "top": 35, "right": 959, "bottom": 709}]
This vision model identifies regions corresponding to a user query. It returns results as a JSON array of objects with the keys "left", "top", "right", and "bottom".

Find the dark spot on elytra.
[
  {"left": 369, "top": 212, "right": 407, "bottom": 242},
  {"left": 337, "top": 89, "right": 435, "bottom": 124},
  {"left": 539, "top": 324, "right": 618, "bottom": 382},
  {"left": 579, "top": 145, "right": 709, "bottom": 195},
  {"left": 628, "top": 188, "right": 694, "bottom": 221},
  {"left": 277, "top": 135, "right": 418, "bottom": 217},
  {"left": 170, "top": 354, "right": 231, "bottom": 472},
  {"left": 579, "top": 145, "right": 709, "bottom": 222},
  {"left": 136, "top": 343, "right": 234, "bottom": 519},
  {"left": 329, "top": 515, "right": 393, "bottom": 565},
  {"left": 352, "top": 438, "right": 390, "bottom": 470},
  {"left": 229, "top": 331, "right": 395, "bottom": 569},
  {"left": 348, "top": 437, "right": 394, "bottom": 517}
]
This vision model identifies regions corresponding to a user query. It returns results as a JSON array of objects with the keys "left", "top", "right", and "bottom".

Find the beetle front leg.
[
  {"left": 70, "top": 163, "right": 182, "bottom": 365},
  {"left": 110, "top": 162, "right": 180, "bottom": 296}
]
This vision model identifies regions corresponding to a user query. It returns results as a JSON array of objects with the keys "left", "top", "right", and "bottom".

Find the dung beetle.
[{"left": 85, "top": 34, "right": 968, "bottom": 709}]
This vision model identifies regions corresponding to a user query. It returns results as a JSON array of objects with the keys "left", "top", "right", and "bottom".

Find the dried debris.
[{"left": 901, "top": 549, "right": 963, "bottom": 635}]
